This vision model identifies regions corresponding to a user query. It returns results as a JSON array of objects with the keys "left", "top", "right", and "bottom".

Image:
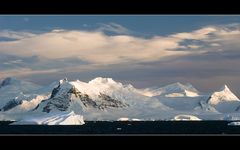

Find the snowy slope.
[
  {"left": 138, "top": 82, "right": 199, "bottom": 97},
  {"left": 149, "top": 83, "right": 205, "bottom": 112},
  {"left": 0, "top": 77, "right": 42, "bottom": 93},
  {"left": 208, "top": 85, "right": 239, "bottom": 105},
  {"left": 13, "top": 111, "right": 85, "bottom": 125},
  {"left": 34, "top": 78, "right": 130, "bottom": 113},
  {"left": 207, "top": 85, "right": 240, "bottom": 113},
  {"left": 0, "top": 77, "right": 60, "bottom": 114},
  {"left": 157, "top": 96, "right": 205, "bottom": 111},
  {"left": 0, "top": 77, "right": 43, "bottom": 109},
  {"left": 1, "top": 77, "right": 240, "bottom": 123},
  {"left": 33, "top": 77, "right": 171, "bottom": 121}
]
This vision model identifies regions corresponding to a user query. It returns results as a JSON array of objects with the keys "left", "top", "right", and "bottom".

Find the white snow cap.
[
  {"left": 220, "top": 85, "right": 231, "bottom": 92},
  {"left": 208, "top": 85, "right": 240, "bottom": 105},
  {"left": 139, "top": 82, "right": 199, "bottom": 97},
  {"left": 89, "top": 77, "right": 118, "bottom": 85},
  {"left": 59, "top": 78, "right": 68, "bottom": 84}
]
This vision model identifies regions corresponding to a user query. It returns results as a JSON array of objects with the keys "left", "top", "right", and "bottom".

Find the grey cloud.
[
  {"left": 0, "top": 54, "right": 40, "bottom": 70},
  {"left": 0, "top": 53, "right": 90, "bottom": 79}
]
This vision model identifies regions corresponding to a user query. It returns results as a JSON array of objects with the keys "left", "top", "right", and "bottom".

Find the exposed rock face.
[
  {"left": 98, "top": 93, "right": 129, "bottom": 110},
  {"left": 235, "top": 105, "right": 240, "bottom": 111},
  {"left": 43, "top": 95, "right": 71, "bottom": 113},
  {"left": 1, "top": 99, "right": 22, "bottom": 111},
  {"left": 42, "top": 81, "right": 72, "bottom": 113},
  {"left": 0, "top": 77, "right": 14, "bottom": 88},
  {"left": 68, "top": 86, "right": 98, "bottom": 108}
]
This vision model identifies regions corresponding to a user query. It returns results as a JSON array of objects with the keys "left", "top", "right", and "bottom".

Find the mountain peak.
[
  {"left": 169, "top": 82, "right": 182, "bottom": 86},
  {"left": 165, "top": 82, "right": 194, "bottom": 90},
  {"left": 0, "top": 77, "right": 19, "bottom": 87},
  {"left": 220, "top": 84, "right": 230, "bottom": 92},
  {"left": 138, "top": 82, "right": 199, "bottom": 97},
  {"left": 89, "top": 77, "right": 118, "bottom": 85},
  {"left": 208, "top": 85, "right": 239, "bottom": 105},
  {"left": 35, "top": 77, "right": 130, "bottom": 113},
  {"left": 59, "top": 78, "right": 68, "bottom": 85},
  {"left": 162, "top": 82, "right": 185, "bottom": 91},
  {"left": 162, "top": 82, "right": 199, "bottom": 97}
]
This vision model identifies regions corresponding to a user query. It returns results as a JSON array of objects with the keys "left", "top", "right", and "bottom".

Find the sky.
[{"left": 0, "top": 15, "right": 240, "bottom": 96}]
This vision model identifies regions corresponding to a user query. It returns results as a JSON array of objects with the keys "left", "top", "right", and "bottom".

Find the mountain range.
[{"left": 0, "top": 77, "right": 240, "bottom": 125}]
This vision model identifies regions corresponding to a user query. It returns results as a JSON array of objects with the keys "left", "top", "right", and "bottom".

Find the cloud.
[
  {"left": 0, "top": 61, "right": 103, "bottom": 80},
  {"left": 0, "top": 30, "right": 36, "bottom": 40},
  {"left": 96, "top": 22, "right": 130, "bottom": 34},
  {"left": 1, "top": 23, "right": 240, "bottom": 66},
  {"left": 171, "top": 27, "right": 217, "bottom": 40},
  {"left": 172, "top": 24, "right": 240, "bottom": 55},
  {"left": 3, "top": 59, "right": 22, "bottom": 65},
  {"left": 0, "top": 68, "right": 60, "bottom": 79},
  {"left": 187, "top": 45, "right": 201, "bottom": 49},
  {"left": 210, "top": 43, "right": 221, "bottom": 47},
  {"left": 0, "top": 53, "right": 89, "bottom": 78},
  {"left": 0, "top": 29, "right": 190, "bottom": 65},
  {"left": 1, "top": 23, "right": 240, "bottom": 85}
]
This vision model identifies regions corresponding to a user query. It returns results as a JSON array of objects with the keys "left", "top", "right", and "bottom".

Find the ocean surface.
[{"left": 1, "top": 121, "right": 240, "bottom": 135}]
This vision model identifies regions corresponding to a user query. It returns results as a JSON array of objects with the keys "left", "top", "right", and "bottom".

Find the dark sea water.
[{"left": 0, "top": 121, "right": 240, "bottom": 135}]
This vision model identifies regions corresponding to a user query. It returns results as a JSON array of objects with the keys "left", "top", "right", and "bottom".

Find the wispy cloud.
[
  {"left": 1, "top": 23, "right": 240, "bottom": 65},
  {"left": 0, "top": 29, "right": 190, "bottom": 64},
  {"left": 0, "top": 68, "right": 60, "bottom": 79},
  {"left": 187, "top": 45, "right": 201, "bottom": 49},
  {"left": 0, "top": 30, "right": 36, "bottom": 40},
  {"left": 171, "top": 27, "right": 217, "bottom": 40},
  {"left": 96, "top": 22, "right": 130, "bottom": 34}
]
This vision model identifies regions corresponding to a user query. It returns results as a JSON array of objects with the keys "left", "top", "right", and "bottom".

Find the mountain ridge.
[{"left": 1, "top": 77, "right": 240, "bottom": 124}]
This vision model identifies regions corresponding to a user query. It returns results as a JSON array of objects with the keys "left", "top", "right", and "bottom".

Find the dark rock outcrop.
[
  {"left": 0, "top": 77, "right": 15, "bottom": 88},
  {"left": 1, "top": 99, "right": 22, "bottom": 111},
  {"left": 98, "top": 93, "right": 129, "bottom": 110}
]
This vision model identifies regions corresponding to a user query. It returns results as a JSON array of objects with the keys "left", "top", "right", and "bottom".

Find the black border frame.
[{"left": 0, "top": 0, "right": 239, "bottom": 144}]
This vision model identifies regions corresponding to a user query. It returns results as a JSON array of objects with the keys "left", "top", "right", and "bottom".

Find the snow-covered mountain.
[
  {"left": 207, "top": 85, "right": 240, "bottom": 113},
  {"left": 138, "top": 82, "right": 199, "bottom": 97},
  {"left": 35, "top": 78, "right": 130, "bottom": 113},
  {"left": 208, "top": 85, "right": 239, "bottom": 105},
  {"left": 1, "top": 77, "right": 240, "bottom": 124},
  {"left": 0, "top": 77, "right": 45, "bottom": 111},
  {"left": 0, "top": 77, "right": 41, "bottom": 92}
]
